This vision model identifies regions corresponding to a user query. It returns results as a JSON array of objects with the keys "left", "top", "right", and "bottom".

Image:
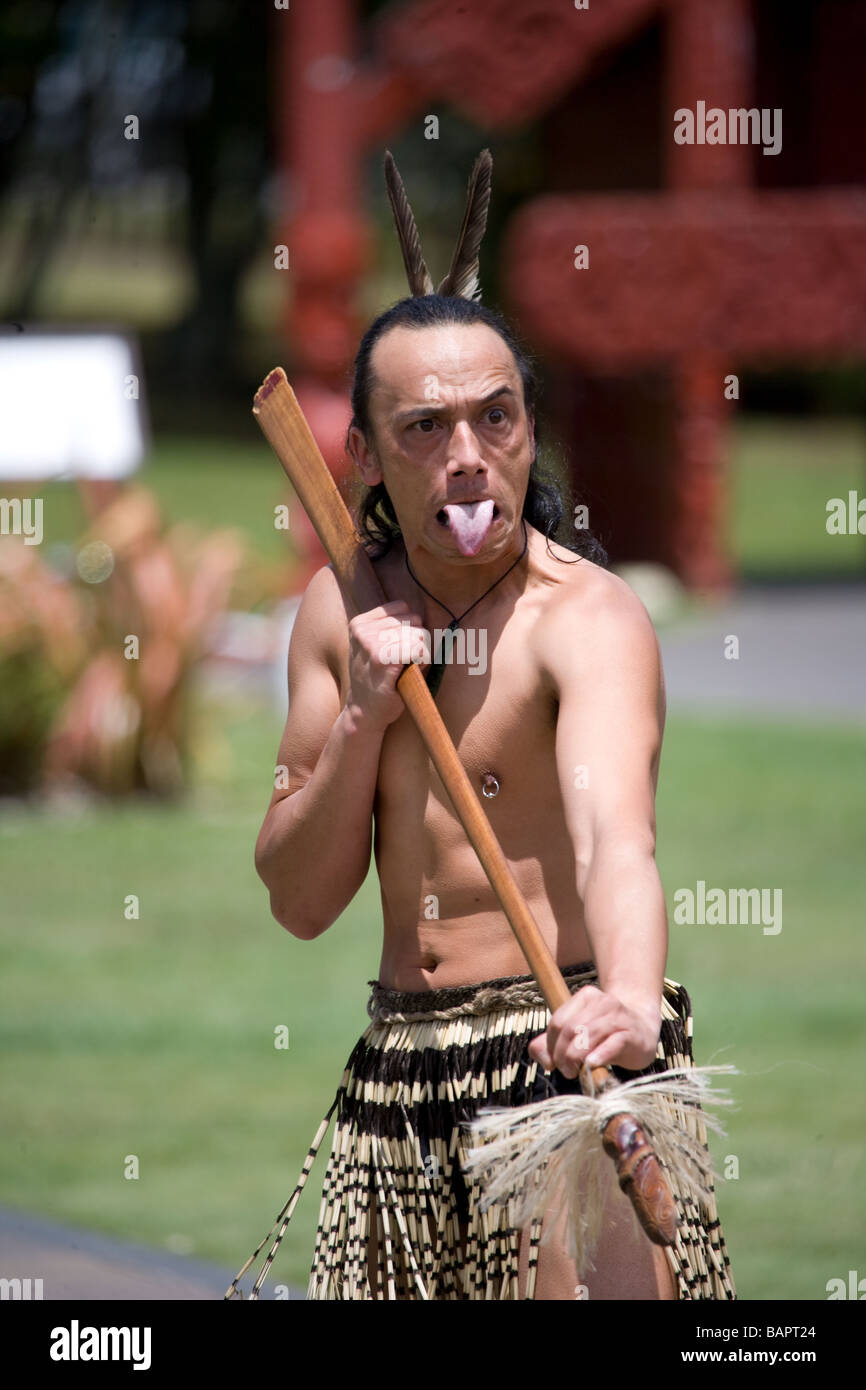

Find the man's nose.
[{"left": 446, "top": 421, "right": 486, "bottom": 474}]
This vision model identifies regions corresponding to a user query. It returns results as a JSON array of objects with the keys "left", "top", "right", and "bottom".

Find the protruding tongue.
[{"left": 443, "top": 500, "right": 495, "bottom": 557}]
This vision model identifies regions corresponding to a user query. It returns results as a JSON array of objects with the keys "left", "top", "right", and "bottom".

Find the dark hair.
[{"left": 345, "top": 294, "right": 607, "bottom": 566}]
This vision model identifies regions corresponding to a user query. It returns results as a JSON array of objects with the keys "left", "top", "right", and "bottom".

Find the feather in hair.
[
  {"left": 436, "top": 148, "right": 493, "bottom": 301},
  {"left": 383, "top": 150, "right": 434, "bottom": 297}
]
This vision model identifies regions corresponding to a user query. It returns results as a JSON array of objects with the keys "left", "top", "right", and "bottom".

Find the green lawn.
[
  {"left": 729, "top": 416, "right": 866, "bottom": 576},
  {"left": 29, "top": 435, "right": 296, "bottom": 572},
  {"left": 0, "top": 696, "right": 863, "bottom": 1297}
]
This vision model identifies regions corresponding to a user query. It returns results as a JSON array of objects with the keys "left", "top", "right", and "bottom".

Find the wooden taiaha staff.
[{"left": 253, "top": 366, "right": 732, "bottom": 1262}]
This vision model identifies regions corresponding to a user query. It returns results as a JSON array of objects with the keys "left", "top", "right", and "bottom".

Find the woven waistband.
[{"left": 366, "top": 960, "right": 597, "bottom": 1024}]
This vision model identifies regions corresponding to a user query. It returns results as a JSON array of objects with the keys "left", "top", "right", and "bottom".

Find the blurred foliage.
[
  {"left": 0, "top": 641, "right": 69, "bottom": 792},
  {"left": 0, "top": 482, "right": 248, "bottom": 798}
]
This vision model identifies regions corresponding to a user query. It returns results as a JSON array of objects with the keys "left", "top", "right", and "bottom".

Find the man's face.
[{"left": 348, "top": 322, "right": 535, "bottom": 563}]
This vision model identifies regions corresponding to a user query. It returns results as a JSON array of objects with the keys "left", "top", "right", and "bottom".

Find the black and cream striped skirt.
[{"left": 225, "top": 961, "right": 736, "bottom": 1300}]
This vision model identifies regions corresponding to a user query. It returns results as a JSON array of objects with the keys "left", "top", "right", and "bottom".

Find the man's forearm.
[
  {"left": 256, "top": 703, "right": 386, "bottom": 937},
  {"left": 577, "top": 837, "right": 668, "bottom": 1026}
]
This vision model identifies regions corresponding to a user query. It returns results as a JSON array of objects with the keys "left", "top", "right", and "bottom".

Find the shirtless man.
[{"left": 254, "top": 308, "right": 678, "bottom": 1300}]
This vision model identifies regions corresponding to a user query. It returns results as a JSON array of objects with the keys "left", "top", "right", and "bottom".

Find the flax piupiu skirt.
[{"left": 225, "top": 961, "right": 736, "bottom": 1300}]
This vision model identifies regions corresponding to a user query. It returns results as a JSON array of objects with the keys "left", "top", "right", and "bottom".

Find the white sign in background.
[{"left": 0, "top": 332, "right": 145, "bottom": 480}]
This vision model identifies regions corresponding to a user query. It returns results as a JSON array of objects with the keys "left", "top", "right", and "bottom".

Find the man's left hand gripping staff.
[{"left": 528, "top": 985, "right": 662, "bottom": 1076}]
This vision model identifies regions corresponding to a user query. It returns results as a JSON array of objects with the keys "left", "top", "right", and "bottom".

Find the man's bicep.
[
  {"left": 265, "top": 569, "right": 345, "bottom": 814},
  {"left": 552, "top": 595, "right": 663, "bottom": 864}
]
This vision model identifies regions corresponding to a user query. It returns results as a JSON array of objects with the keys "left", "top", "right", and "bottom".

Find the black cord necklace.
[{"left": 404, "top": 519, "right": 528, "bottom": 697}]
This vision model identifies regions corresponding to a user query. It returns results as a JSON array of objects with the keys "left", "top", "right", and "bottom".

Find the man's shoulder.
[
  {"left": 531, "top": 550, "right": 659, "bottom": 682},
  {"left": 536, "top": 547, "right": 652, "bottom": 631},
  {"left": 291, "top": 563, "right": 349, "bottom": 672},
  {"left": 297, "top": 561, "right": 344, "bottom": 620}
]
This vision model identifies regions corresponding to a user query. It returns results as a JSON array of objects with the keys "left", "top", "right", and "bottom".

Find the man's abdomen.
[{"left": 374, "top": 797, "right": 591, "bottom": 990}]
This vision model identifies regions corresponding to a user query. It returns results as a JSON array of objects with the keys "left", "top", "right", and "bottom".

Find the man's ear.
[{"left": 346, "top": 424, "right": 383, "bottom": 487}]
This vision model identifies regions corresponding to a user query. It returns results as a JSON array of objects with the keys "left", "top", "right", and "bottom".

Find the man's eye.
[
  {"left": 412, "top": 419, "right": 437, "bottom": 433},
  {"left": 487, "top": 408, "right": 506, "bottom": 424}
]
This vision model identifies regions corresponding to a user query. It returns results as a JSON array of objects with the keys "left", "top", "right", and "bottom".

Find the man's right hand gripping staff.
[{"left": 253, "top": 584, "right": 429, "bottom": 938}]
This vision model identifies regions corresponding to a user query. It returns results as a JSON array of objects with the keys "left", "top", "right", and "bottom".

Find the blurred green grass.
[
  {"left": 25, "top": 436, "right": 294, "bottom": 568},
  {"left": 7, "top": 415, "right": 866, "bottom": 579},
  {"left": 0, "top": 695, "right": 863, "bottom": 1297},
  {"left": 728, "top": 417, "right": 866, "bottom": 576}
]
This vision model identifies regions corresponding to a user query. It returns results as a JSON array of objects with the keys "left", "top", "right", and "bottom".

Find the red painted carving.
[
  {"left": 503, "top": 190, "right": 866, "bottom": 370},
  {"left": 378, "top": 0, "right": 659, "bottom": 127}
]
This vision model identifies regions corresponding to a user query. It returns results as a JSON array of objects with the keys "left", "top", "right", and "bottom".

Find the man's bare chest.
[{"left": 374, "top": 628, "right": 558, "bottom": 819}]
